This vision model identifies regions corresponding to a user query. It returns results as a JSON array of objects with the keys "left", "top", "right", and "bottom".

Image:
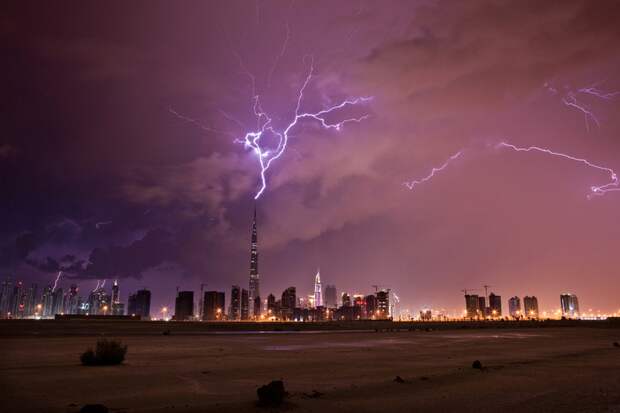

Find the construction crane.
[
  {"left": 461, "top": 289, "right": 479, "bottom": 295},
  {"left": 372, "top": 284, "right": 391, "bottom": 292},
  {"left": 483, "top": 285, "right": 492, "bottom": 300},
  {"left": 199, "top": 283, "right": 206, "bottom": 320}
]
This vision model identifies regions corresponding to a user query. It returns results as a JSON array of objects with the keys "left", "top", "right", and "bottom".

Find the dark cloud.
[
  {"left": 58, "top": 229, "right": 176, "bottom": 280},
  {"left": 0, "top": 232, "right": 39, "bottom": 267}
]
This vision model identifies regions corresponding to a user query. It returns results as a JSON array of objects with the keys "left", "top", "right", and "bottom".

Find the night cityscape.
[
  {"left": 0, "top": 207, "right": 607, "bottom": 322},
  {"left": 2, "top": 1, "right": 620, "bottom": 412}
]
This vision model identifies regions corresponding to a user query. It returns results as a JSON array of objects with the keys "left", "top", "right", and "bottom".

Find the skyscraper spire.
[
  {"left": 249, "top": 204, "right": 260, "bottom": 316},
  {"left": 314, "top": 268, "right": 322, "bottom": 308}
]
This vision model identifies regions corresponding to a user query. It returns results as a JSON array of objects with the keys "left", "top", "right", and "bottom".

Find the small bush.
[{"left": 81, "top": 339, "right": 127, "bottom": 366}]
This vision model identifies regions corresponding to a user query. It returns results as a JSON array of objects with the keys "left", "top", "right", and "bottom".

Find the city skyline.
[{"left": 1, "top": 263, "right": 609, "bottom": 320}]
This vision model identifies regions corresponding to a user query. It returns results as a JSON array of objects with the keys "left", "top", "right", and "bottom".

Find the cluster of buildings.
[
  {"left": 169, "top": 207, "right": 393, "bottom": 322},
  {"left": 0, "top": 208, "right": 589, "bottom": 322},
  {"left": 464, "top": 291, "right": 581, "bottom": 320},
  {"left": 0, "top": 277, "right": 152, "bottom": 320},
  {"left": 172, "top": 271, "right": 392, "bottom": 322}
]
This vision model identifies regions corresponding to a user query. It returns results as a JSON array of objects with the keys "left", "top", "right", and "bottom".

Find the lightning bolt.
[
  {"left": 267, "top": 20, "right": 290, "bottom": 88},
  {"left": 92, "top": 280, "right": 100, "bottom": 292},
  {"left": 545, "top": 81, "right": 618, "bottom": 131},
  {"left": 51, "top": 271, "right": 62, "bottom": 292},
  {"left": 562, "top": 91, "right": 600, "bottom": 131},
  {"left": 403, "top": 151, "right": 463, "bottom": 190},
  {"left": 238, "top": 61, "right": 372, "bottom": 199},
  {"left": 497, "top": 142, "right": 619, "bottom": 198},
  {"left": 100, "top": 279, "right": 106, "bottom": 289}
]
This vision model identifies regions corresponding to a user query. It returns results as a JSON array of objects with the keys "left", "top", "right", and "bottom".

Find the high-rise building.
[
  {"left": 51, "top": 287, "right": 64, "bottom": 315},
  {"left": 248, "top": 207, "right": 260, "bottom": 317},
  {"left": 41, "top": 286, "right": 53, "bottom": 317},
  {"left": 128, "top": 289, "right": 151, "bottom": 319},
  {"left": 111, "top": 280, "right": 123, "bottom": 315},
  {"left": 313, "top": 270, "right": 322, "bottom": 308},
  {"left": 420, "top": 309, "right": 432, "bottom": 321},
  {"left": 478, "top": 296, "right": 487, "bottom": 317},
  {"left": 281, "top": 287, "right": 296, "bottom": 320},
  {"left": 352, "top": 294, "right": 366, "bottom": 318},
  {"left": 465, "top": 294, "right": 480, "bottom": 319},
  {"left": 508, "top": 296, "right": 521, "bottom": 318},
  {"left": 11, "top": 281, "right": 25, "bottom": 318},
  {"left": 0, "top": 278, "right": 12, "bottom": 317},
  {"left": 365, "top": 294, "right": 377, "bottom": 318},
  {"left": 266, "top": 293, "right": 276, "bottom": 317},
  {"left": 560, "top": 293, "right": 579, "bottom": 318},
  {"left": 25, "top": 283, "right": 38, "bottom": 317},
  {"left": 376, "top": 290, "right": 390, "bottom": 319},
  {"left": 229, "top": 285, "right": 240, "bottom": 320},
  {"left": 489, "top": 293, "right": 502, "bottom": 317},
  {"left": 88, "top": 285, "right": 111, "bottom": 315},
  {"left": 64, "top": 284, "right": 79, "bottom": 315},
  {"left": 253, "top": 295, "right": 261, "bottom": 318},
  {"left": 341, "top": 292, "right": 351, "bottom": 307},
  {"left": 174, "top": 291, "right": 194, "bottom": 321},
  {"left": 523, "top": 296, "right": 539, "bottom": 318},
  {"left": 324, "top": 284, "right": 337, "bottom": 308},
  {"left": 241, "top": 288, "right": 249, "bottom": 320},
  {"left": 202, "top": 291, "right": 225, "bottom": 321}
]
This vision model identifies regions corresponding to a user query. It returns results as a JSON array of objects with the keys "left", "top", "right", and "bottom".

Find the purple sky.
[{"left": 3, "top": 0, "right": 620, "bottom": 315}]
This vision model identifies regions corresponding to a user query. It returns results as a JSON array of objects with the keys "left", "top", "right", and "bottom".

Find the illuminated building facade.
[
  {"left": 560, "top": 293, "right": 579, "bottom": 318},
  {"left": 248, "top": 207, "right": 260, "bottom": 317},
  {"left": 111, "top": 280, "right": 124, "bottom": 315},
  {"left": 523, "top": 296, "right": 539, "bottom": 318},
  {"left": 313, "top": 270, "right": 322, "bottom": 308},
  {"left": 229, "top": 285, "right": 240, "bottom": 320},
  {"left": 489, "top": 293, "right": 502, "bottom": 317},
  {"left": 465, "top": 294, "right": 480, "bottom": 318},
  {"left": 376, "top": 290, "right": 390, "bottom": 319},
  {"left": 341, "top": 292, "right": 351, "bottom": 307},
  {"left": 508, "top": 296, "right": 521, "bottom": 318},
  {"left": 241, "top": 288, "right": 249, "bottom": 320}
]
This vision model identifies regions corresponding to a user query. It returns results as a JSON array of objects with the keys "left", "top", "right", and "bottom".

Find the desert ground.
[{"left": 1, "top": 322, "right": 620, "bottom": 412}]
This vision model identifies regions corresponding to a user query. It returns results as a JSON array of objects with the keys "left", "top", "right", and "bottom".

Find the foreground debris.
[{"left": 257, "top": 380, "right": 288, "bottom": 407}]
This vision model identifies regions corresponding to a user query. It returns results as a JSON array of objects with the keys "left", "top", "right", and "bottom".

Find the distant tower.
[
  {"left": 523, "top": 296, "right": 539, "bottom": 318},
  {"left": 314, "top": 270, "right": 323, "bottom": 308},
  {"left": 560, "top": 293, "right": 579, "bottom": 318},
  {"left": 508, "top": 296, "right": 522, "bottom": 318},
  {"left": 112, "top": 280, "right": 120, "bottom": 305},
  {"left": 324, "top": 285, "right": 337, "bottom": 308},
  {"left": 248, "top": 206, "right": 260, "bottom": 316}
]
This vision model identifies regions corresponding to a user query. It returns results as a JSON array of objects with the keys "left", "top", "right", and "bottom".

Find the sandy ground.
[{"left": 2, "top": 326, "right": 620, "bottom": 412}]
